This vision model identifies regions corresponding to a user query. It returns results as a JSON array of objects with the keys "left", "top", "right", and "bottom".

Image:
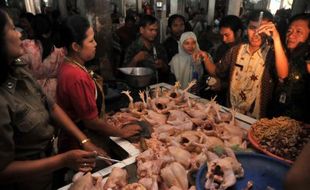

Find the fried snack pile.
[{"left": 252, "top": 116, "right": 309, "bottom": 161}]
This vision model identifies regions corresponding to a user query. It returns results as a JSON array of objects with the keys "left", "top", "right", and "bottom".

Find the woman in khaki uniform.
[{"left": 0, "top": 9, "right": 109, "bottom": 190}]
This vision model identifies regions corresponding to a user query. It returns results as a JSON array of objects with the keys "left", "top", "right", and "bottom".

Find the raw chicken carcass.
[
  {"left": 167, "top": 146, "right": 192, "bottom": 169},
  {"left": 204, "top": 97, "right": 222, "bottom": 122},
  {"left": 160, "top": 162, "right": 188, "bottom": 190},
  {"left": 142, "top": 110, "right": 167, "bottom": 126},
  {"left": 150, "top": 94, "right": 175, "bottom": 114},
  {"left": 138, "top": 177, "right": 159, "bottom": 190},
  {"left": 174, "top": 131, "right": 208, "bottom": 153},
  {"left": 216, "top": 121, "right": 247, "bottom": 149},
  {"left": 121, "top": 90, "right": 134, "bottom": 110},
  {"left": 167, "top": 110, "right": 191, "bottom": 126},
  {"left": 195, "top": 136, "right": 225, "bottom": 151},
  {"left": 182, "top": 80, "right": 197, "bottom": 94},
  {"left": 205, "top": 155, "right": 243, "bottom": 190},
  {"left": 122, "top": 183, "right": 147, "bottom": 190},
  {"left": 162, "top": 82, "right": 184, "bottom": 103},
  {"left": 69, "top": 173, "right": 104, "bottom": 190},
  {"left": 103, "top": 167, "right": 128, "bottom": 190},
  {"left": 169, "top": 186, "right": 183, "bottom": 190},
  {"left": 138, "top": 90, "right": 148, "bottom": 109},
  {"left": 167, "top": 110, "right": 193, "bottom": 131},
  {"left": 190, "top": 150, "right": 208, "bottom": 170},
  {"left": 153, "top": 124, "right": 179, "bottom": 138},
  {"left": 184, "top": 107, "right": 208, "bottom": 120},
  {"left": 106, "top": 112, "right": 140, "bottom": 129},
  {"left": 137, "top": 159, "right": 162, "bottom": 178}
]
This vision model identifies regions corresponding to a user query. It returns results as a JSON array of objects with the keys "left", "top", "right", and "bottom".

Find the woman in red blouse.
[{"left": 56, "top": 15, "right": 141, "bottom": 154}]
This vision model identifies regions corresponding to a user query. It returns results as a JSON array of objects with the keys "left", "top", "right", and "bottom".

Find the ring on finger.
[{"left": 83, "top": 163, "right": 87, "bottom": 167}]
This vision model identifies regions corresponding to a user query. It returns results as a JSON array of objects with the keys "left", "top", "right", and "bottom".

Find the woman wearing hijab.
[{"left": 169, "top": 31, "right": 206, "bottom": 90}]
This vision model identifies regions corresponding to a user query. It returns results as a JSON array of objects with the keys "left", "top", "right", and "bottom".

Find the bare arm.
[
  {"left": 192, "top": 50, "right": 217, "bottom": 76},
  {"left": 0, "top": 104, "right": 111, "bottom": 183},
  {"left": 0, "top": 150, "right": 97, "bottom": 183},
  {"left": 126, "top": 51, "right": 149, "bottom": 67},
  {"left": 50, "top": 103, "right": 88, "bottom": 143},
  {"left": 258, "top": 22, "right": 289, "bottom": 79},
  {"left": 83, "top": 117, "right": 141, "bottom": 138},
  {"left": 274, "top": 38, "right": 289, "bottom": 79},
  {"left": 203, "top": 55, "right": 217, "bottom": 76},
  {"left": 50, "top": 104, "right": 110, "bottom": 158}
]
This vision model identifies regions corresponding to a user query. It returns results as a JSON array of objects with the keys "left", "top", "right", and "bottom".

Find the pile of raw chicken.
[{"left": 96, "top": 81, "right": 248, "bottom": 190}]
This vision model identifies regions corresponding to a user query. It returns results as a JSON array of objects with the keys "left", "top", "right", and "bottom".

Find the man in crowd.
[
  {"left": 201, "top": 10, "right": 287, "bottom": 118},
  {"left": 162, "top": 14, "right": 186, "bottom": 62},
  {"left": 203, "top": 15, "right": 244, "bottom": 104},
  {"left": 124, "top": 15, "right": 169, "bottom": 83}
]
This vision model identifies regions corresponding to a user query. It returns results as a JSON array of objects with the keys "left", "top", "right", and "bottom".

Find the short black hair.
[
  {"left": 219, "top": 15, "right": 244, "bottom": 34},
  {"left": 289, "top": 13, "right": 310, "bottom": 29},
  {"left": 125, "top": 15, "right": 136, "bottom": 24},
  {"left": 19, "top": 12, "right": 34, "bottom": 23},
  {"left": 32, "top": 14, "right": 52, "bottom": 37},
  {"left": 168, "top": 14, "right": 185, "bottom": 28},
  {"left": 138, "top": 15, "right": 158, "bottom": 28},
  {"left": 59, "top": 15, "right": 90, "bottom": 52},
  {"left": 248, "top": 9, "right": 273, "bottom": 24}
]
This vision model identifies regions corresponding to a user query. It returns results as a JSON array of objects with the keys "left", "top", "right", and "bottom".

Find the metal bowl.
[{"left": 118, "top": 67, "right": 154, "bottom": 88}]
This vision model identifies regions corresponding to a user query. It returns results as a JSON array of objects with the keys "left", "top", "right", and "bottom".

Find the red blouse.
[{"left": 56, "top": 62, "right": 98, "bottom": 121}]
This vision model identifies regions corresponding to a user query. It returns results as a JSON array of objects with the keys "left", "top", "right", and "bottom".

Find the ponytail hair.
[{"left": 59, "top": 15, "right": 90, "bottom": 53}]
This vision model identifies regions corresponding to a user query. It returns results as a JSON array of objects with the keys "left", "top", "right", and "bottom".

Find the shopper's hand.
[
  {"left": 133, "top": 51, "right": 149, "bottom": 63},
  {"left": 209, "top": 77, "right": 222, "bottom": 91},
  {"left": 192, "top": 50, "right": 208, "bottom": 63},
  {"left": 120, "top": 123, "right": 141, "bottom": 138},
  {"left": 154, "top": 59, "right": 168, "bottom": 71},
  {"left": 63, "top": 150, "right": 97, "bottom": 172}
]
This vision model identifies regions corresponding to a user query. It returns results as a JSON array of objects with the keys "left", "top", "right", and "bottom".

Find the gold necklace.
[
  {"left": 64, "top": 56, "right": 101, "bottom": 84},
  {"left": 64, "top": 56, "right": 89, "bottom": 74},
  {"left": 64, "top": 56, "right": 106, "bottom": 116}
]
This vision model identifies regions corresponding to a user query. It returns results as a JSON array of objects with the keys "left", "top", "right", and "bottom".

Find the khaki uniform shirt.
[{"left": 0, "top": 61, "right": 55, "bottom": 189}]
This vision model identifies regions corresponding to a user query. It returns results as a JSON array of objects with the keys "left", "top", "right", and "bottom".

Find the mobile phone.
[
  {"left": 255, "top": 11, "right": 264, "bottom": 36},
  {"left": 257, "top": 11, "right": 264, "bottom": 29},
  {"left": 153, "top": 47, "right": 158, "bottom": 60}
]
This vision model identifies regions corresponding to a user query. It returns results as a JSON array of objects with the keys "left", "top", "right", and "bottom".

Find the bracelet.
[{"left": 80, "top": 138, "right": 91, "bottom": 145}]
